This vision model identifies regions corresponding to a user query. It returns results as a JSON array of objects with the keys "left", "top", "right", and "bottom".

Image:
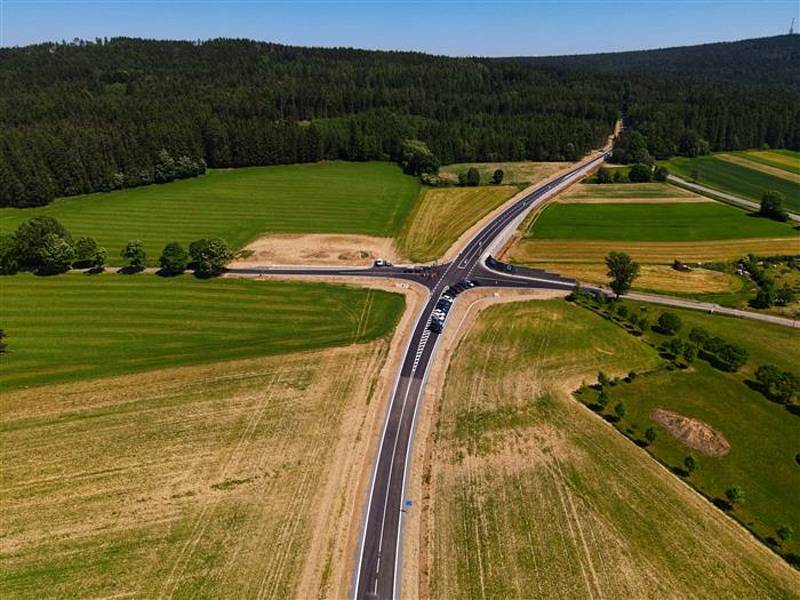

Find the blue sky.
[{"left": 1, "top": 1, "right": 798, "bottom": 55}]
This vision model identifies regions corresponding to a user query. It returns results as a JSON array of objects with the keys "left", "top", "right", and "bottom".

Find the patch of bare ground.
[
  {"left": 230, "top": 233, "right": 401, "bottom": 267},
  {"left": 404, "top": 298, "right": 800, "bottom": 599},
  {"left": 651, "top": 408, "right": 731, "bottom": 457},
  {"left": 0, "top": 281, "right": 424, "bottom": 600}
]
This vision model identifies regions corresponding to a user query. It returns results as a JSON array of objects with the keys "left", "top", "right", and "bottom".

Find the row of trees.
[{"left": 0, "top": 216, "right": 232, "bottom": 277}]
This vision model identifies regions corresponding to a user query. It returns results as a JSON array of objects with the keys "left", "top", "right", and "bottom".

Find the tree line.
[
  {"left": 3, "top": 36, "right": 798, "bottom": 207},
  {"left": 0, "top": 216, "right": 232, "bottom": 277}
]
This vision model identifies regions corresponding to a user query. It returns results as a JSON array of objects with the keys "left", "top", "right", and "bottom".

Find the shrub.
[
  {"left": 159, "top": 242, "right": 188, "bottom": 275},
  {"left": 657, "top": 312, "right": 682, "bottom": 335},
  {"left": 13, "top": 216, "right": 72, "bottom": 269},
  {"left": 644, "top": 427, "right": 656, "bottom": 444},
  {"left": 0, "top": 234, "right": 19, "bottom": 275},
  {"left": 466, "top": 167, "right": 480, "bottom": 187},
  {"left": 653, "top": 165, "right": 669, "bottom": 181},
  {"left": 189, "top": 238, "right": 233, "bottom": 277},
  {"left": 628, "top": 163, "right": 652, "bottom": 183},
  {"left": 120, "top": 240, "right": 146, "bottom": 270},
  {"left": 38, "top": 233, "right": 75, "bottom": 274},
  {"left": 491, "top": 169, "right": 504, "bottom": 185},
  {"left": 754, "top": 364, "right": 800, "bottom": 404},
  {"left": 759, "top": 190, "right": 788, "bottom": 222}
]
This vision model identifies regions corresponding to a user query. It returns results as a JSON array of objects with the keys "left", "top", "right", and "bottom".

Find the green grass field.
[
  {"left": 0, "top": 273, "right": 404, "bottom": 390},
  {"left": 425, "top": 299, "right": 800, "bottom": 598},
  {"left": 733, "top": 150, "right": 800, "bottom": 176},
  {"left": 662, "top": 154, "right": 800, "bottom": 212},
  {"left": 0, "top": 162, "right": 420, "bottom": 265},
  {"left": 578, "top": 300, "right": 800, "bottom": 559},
  {"left": 528, "top": 201, "right": 799, "bottom": 242}
]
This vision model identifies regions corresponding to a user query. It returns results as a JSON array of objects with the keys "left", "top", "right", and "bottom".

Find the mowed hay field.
[
  {"left": 527, "top": 201, "right": 799, "bottom": 242},
  {"left": 662, "top": 151, "right": 800, "bottom": 212},
  {"left": 1, "top": 340, "right": 391, "bottom": 599},
  {"left": 0, "top": 162, "right": 420, "bottom": 265},
  {"left": 507, "top": 184, "right": 800, "bottom": 294},
  {"left": 438, "top": 161, "right": 570, "bottom": 185},
  {"left": 0, "top": 274, "right": 404, "bottom": 390},
  {"left": 396, "top": 185, "right": 517, "bottom": 262},
  {"left": 422, "top": 300, "right": 800, "bottom": 599}
]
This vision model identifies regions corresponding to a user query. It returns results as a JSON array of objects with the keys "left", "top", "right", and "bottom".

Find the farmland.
[
  {"left": 422, "top": 299, "right": 800, "bottom": 598},
  {"left": 731, "top": 149, "right": 800, "bottom": 176},
  {"left": 527, "top": 201, "right": 799, "bottom": 242},
  {"left": 662, "top": 152, "right": 800, "bottom": 212},
  {"left": 396, "top": 185, "right": 517, "bottom": 262},
  {"left": 1, "top": 339, "right": 392, "bottom": 599},
  {"left": 0, "top": 273, "right": 404, "bottom": 390},
  {"left": 0, "top": 162, "right": 420, "bottom": 265},
  {"left": 438, "top": 161, "right": 569, "bottom": 185},
  {"left": 574, "top": 299, "right": 800, "bottom": 560}
]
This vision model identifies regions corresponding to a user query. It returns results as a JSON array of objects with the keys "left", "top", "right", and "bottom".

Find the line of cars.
[{"left": 428, "top": 280, "right": 479, "bottom": 333}]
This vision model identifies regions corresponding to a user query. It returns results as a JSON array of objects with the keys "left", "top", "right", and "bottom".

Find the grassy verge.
[
  {"left": 0, "top": 162, "right": 420, "bottom": 266},
  {"left": 0, "top": 273, "right": 404, "bottom": 390},
  {"left": 426, "top": 298, "right": 799, "bottom": 598},
  {"left": 570, "top": 294, "right": 800, "bottom": 565},
  {"left": 662, "top": 154, "right": 800, "bottom": 212},
  {"left": 396, "top": 185, "right": 517, "bottom": 262}
]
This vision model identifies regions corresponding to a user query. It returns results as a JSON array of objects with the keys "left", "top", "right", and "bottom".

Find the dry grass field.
[
  {"left": 438, "top": 162, "right": 570, "bottom": 185},
  {"left": 0, "top": 342, "right": 391, "bottom": 599},
  {"left": 396, "top": 185, "right": 517, "bottom": 262},
  {"left": 530, "top": 263, "right": 740, "bottom": 293},
  {"left": 506, "top": 237, "right": 800, "bottom": 265},
  {"left": 418, "top": 300, "right": 800, "bottom": 599}
]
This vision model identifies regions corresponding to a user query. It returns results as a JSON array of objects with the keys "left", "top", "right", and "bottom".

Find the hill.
[
  {"left": 1, "top": 36, "right": 798, "bottom": 207},
  {"left": 511, "top": 34, "right": 800, "bottom": 89}
]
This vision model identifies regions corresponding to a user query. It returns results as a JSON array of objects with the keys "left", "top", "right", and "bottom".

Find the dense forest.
[{"left": 1, "top": 35, "right": 798, "bottom": 207}]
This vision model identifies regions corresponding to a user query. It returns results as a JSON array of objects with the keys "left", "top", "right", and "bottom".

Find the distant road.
[{"left": 667, "top": 174, "right": 800, "bottom": 223}]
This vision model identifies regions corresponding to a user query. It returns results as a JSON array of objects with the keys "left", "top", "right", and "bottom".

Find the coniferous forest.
[{"left": 1, "top": 35, "right": 798, "bottom": 207}]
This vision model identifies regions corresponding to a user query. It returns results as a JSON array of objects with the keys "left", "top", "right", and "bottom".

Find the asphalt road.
[
  {"left": 229, "top": 153, "right": 607, "bottom": 600},
  {"left": 348, "top": 154, "right": 606, "bottom": 600},
  {"left": 226, "top": 150, "right": 798, "bottom": 600}
]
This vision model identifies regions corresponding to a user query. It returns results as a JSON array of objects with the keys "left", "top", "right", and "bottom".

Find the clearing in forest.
[{"left": 420, "top": 299, "right": 800, "bottom": 599}]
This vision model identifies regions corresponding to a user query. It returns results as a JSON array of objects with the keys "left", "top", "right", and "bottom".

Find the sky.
[{"left": 1, "top": 0, "right": 798, "bottom": 56}]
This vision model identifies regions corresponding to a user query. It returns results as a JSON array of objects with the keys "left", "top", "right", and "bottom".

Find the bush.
[
  {"left": 754, "top": 364, "right": 800, "bottom": 404},
  {"left": 657, "top": 312, "right": 682, "bottom": 335},
  {"left": 120, "top": 240, "right": 146, "bottom": 270},
  {"left": 628, "top": 163, "right": 652, "bottom": 183},
  {"left": 0, "top": 234, "right": 19, "bottom": 275},
  {"left": 688, "top": 327, "right": 747, "bottom": 372},
  {"left": 759, "top": 191, "right": 788, "bottom": 222},
  {"left": 13, "top": 216, "right": 72, "bottom": 269},
  {"left": 596, "top": 167, "right": 612, "bottom": 184},
  {"left": 491, "top": 169, "right": 504, "bottom": 185},
  {"left": 465, "top": 167, "right": 480, "bottom": 187},
  {"left": 159, "top": 242, "right": 188, "bottom": 275},
  {"left": 38, "top": 233, "right": 75, "bottom": 274},
  {"left": 74, "top": 236, "right": 100, "bottom": 267},
  {"left": 653, "top": 165, "right": 669, "bottom": 181},
  {"left": 189, "top": 238, "right": 233, "bottom": 277}
]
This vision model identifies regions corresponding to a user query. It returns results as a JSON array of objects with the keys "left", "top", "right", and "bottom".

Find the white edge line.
[{"left": 351, "top": 285, "right": 432, "bottom": 600}]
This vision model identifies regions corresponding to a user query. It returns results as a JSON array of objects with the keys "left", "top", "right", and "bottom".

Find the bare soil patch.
[
  {"left": 651, "top": 408, "right": 731, "bottom": 457},
  {"left": 231, "top": 233, "right": 401, "bottom": 267}
]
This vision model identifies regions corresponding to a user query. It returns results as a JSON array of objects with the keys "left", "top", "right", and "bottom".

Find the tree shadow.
[
  {"left": 117, "top": 265, "right": 144, "bottom": 275},
  {"left": 712, "top": 497, "right": 733, "bottom": 511}
]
